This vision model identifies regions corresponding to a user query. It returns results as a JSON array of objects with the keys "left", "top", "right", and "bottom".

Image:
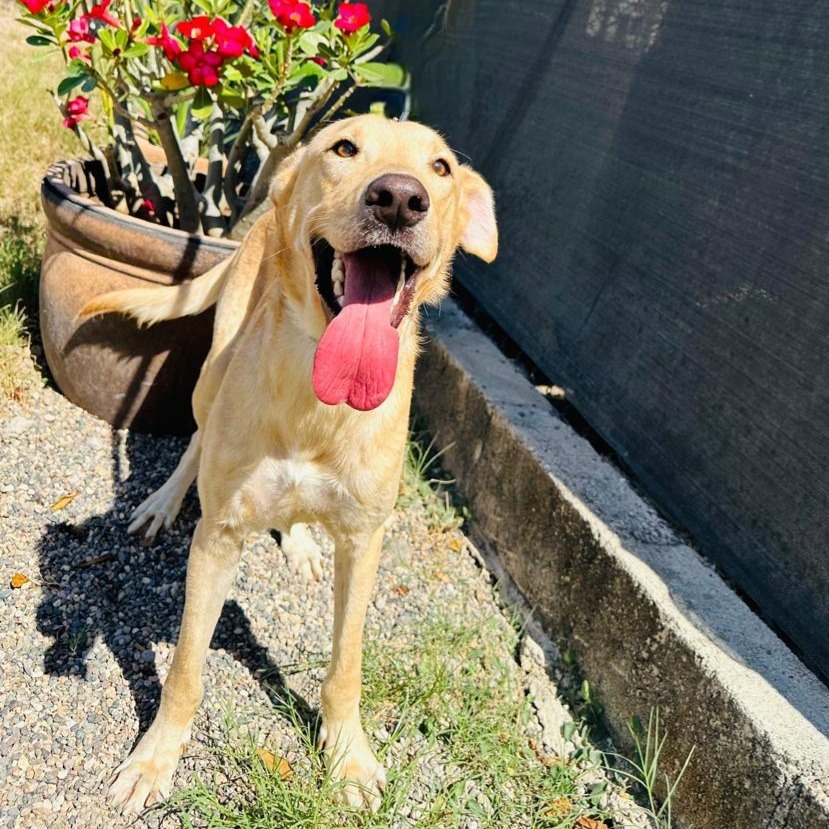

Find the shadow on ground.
[{"left": 33, "top": 429, "right": 317, "bottom": 745}]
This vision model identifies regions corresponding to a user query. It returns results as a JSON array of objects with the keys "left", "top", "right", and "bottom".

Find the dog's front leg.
[
  {"left": 107, "top": 519, "right": 243, "bottom": 813},
  {"left": 320, "top": 524, "right": 386, "bottom": 810}
]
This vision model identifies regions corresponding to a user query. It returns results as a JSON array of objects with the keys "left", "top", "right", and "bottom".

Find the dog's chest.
[{"left": 237, "top": 455, "right": 348, "bottom": 530}]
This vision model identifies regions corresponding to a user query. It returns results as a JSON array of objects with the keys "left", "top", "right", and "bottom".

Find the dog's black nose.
[{"left": 365, "top": 174, "right": 430, "bottom": 230}]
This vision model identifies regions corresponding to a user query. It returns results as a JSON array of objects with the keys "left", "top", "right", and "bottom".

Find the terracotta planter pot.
[{"left": 39, "top": 159, "right": 237, "bottom": 435}]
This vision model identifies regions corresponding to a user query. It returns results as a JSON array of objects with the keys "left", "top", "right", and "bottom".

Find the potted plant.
[{"left": 16, "top": 0, "right": 405, "bottom": 433}]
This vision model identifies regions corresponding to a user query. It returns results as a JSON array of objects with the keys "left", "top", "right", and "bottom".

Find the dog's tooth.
[
  {"left": 333, "top": 279, "right": 343, "bottom": 298},
  {"left": 396, "top": 271, "right": 405, "bottom": 295},
  {"left": 336, "top": 294, "right": 345, "bottom": 307}
]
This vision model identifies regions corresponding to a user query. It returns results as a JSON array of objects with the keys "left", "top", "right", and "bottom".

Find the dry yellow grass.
[
  {"left": 0, "top": 2, "right": 77, "bottom": 227},
  {"left": 0, "top": 2, "right": 78, "bottom": 396}
]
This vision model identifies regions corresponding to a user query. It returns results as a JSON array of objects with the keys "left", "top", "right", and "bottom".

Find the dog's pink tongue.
[{"left": 312, "top": 249, "right": 399, "bottom": 411}]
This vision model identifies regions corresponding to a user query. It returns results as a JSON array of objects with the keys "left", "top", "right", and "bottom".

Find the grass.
[
  {"left": 167, "top": 612, "right": 615, "bottom": 829},
  {"left": 605, "top": 711, "right": 695, "bottom": 829},
  {"left": 0, "top": 4, "right": 79, "bottom": 396},
  {"left": 398, "top": 430, "right": 466, "bottom": 534}
]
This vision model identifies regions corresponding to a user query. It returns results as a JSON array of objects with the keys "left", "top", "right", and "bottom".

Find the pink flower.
[
  {"left": 62, "top": 95, "right": 90, "bottom": 129},
  {"left": 334, "top": 2, "right": 370, "bottom": 34},
  {"left": 212, "top": 18, "right": 257, "bottom": 59},
  {"left": 146, "top": 22, "right": 181, "bottom": 61},
  {"left": 177, "top": 40, "right": 224, "bottom": 87},
  {"left": 130, "top": 15, "right": 142, "bottom": 34},
  {"left": 268, "top": 0, "right": 315, "bottom": 32},
  {"left": 68, "top": 44, "right": 92, "bottom": 63},
  {"left": 67, "top": 17, "right": 95, "bottom": 43},
  {"left": 139, "top": 198, "right": 156, "bottom": 217},
  {"left": 88, "top": 0, "right": 119, "bottom": 27}
]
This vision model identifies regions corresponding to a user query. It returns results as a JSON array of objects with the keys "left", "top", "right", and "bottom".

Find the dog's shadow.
[{"left": 34, "top": 428, "right": 316, "bottom": 745}]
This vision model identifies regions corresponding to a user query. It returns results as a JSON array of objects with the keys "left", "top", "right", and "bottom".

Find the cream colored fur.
[{"left": 80, "top": 115, "right": 497, "bottom": 814}]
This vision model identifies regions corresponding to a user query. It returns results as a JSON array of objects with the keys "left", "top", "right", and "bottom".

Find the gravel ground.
[{"left": 0, "top": 356, "right": 652, "bottom": 829}]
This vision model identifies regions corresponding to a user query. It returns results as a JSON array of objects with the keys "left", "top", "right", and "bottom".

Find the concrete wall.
[{"left": 377, "top": 0, "right": 829, "bottom": 682}]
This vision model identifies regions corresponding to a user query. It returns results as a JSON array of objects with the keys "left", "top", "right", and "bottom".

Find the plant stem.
[
  {"left": 201, "top": 103, "right": 227, "bottom": 237},
  {"left": 151, "top": 103, "right": 202, "bottom": 234},
  {"left": 231, "top": 79, "right": 340, "bottom": 238},
  {"left": 223, "top": 113, "right": 254, "bottom": 227}
]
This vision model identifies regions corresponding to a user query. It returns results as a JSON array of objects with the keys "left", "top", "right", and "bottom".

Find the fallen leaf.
[
  {"left": 49, "top": 492, "right": 79, "bottom": 511},
  {"left": 392, "top": 584, "right": 410, "bottom": 596},
  {"left": 10, "top": 572, "right": 30, "bottom": 589},
  {"left": 575, "top": 817, "right": 608, "bottom": 829},
  {"left": 542, "top": 796, "right": 572, "bottom": 819},
  {"left": 447, "top": 536, "right": 463, "bottom": 552},
  {"left": 255, "top": 747, "right": 292, "bottom": 780}
]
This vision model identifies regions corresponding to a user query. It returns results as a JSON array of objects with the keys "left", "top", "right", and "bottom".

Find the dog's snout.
[{"left": 365, "top": 174, "right": 430, "bottom": 230}]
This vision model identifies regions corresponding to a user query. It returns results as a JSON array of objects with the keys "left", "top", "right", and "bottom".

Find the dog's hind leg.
[
  {"left": 107, "top": 520, "right": 242, "bottom": 813},
  {"left": 319, "top": 525, "right": 386, "bottom": 811},
  {"left": 280, "top": 523, "right": 323, "bottom": 581},
  {"left": 129, "top": 432, "right": 201, "bottom": 539}
]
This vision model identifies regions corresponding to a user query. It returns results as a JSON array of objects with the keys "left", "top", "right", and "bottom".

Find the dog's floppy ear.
[
  {"left": 268, "top": 145, "right": 307, "bottom": 208},
  {"left": 458, "top": 166, "right": 498, "bottom": 263}
]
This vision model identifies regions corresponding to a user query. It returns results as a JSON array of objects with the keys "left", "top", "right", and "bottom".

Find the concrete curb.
[{"left": 414, "top": 299, "right": 829, "bottom": 829}]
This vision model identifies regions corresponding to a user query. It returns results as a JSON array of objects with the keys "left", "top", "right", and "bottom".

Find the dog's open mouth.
[
  {"left": 311, "top": 240, "right": 424, "bottom": 412},
  {"left": 313, "top": 240, "right": 421, "bottom": 328}
]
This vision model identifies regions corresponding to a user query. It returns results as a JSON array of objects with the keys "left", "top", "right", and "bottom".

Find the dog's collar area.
[{"left": 312, "top": 239, "right": 421, "bottom": 329}]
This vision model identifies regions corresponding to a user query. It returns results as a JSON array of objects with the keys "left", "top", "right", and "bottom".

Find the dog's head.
[{"left": 270, "top": 114, "right": 497, "bottom": 411}]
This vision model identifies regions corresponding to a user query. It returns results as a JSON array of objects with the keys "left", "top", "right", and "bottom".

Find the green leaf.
[
  {"left": 352, "top": 32, "right": 379, "bottom": 57},
  {"left": 174, "top": 100, "right": 189, "bottom": 136},
  {"left": 381, "top": 18, "right": 392, "bottom": 37},
  {"left": 218, "top": 87, "right": 245, "bottom": 109},
  {"left": 288, "top": 62, "right": 325, "bottom": 83},
  {"left": 123, "top": 43, "right": 150, "bottom": 59},
  {"left": 353, "top": 61, "right": 406, "bottom": 88},
  {"left": 98, "top": 28, "right": 117, "bottom": 54},
  {"left": 191, "top": 86, "right": 213, "bottom": 120},
  {"left": 561, "top": 721, "right": 577, "bottom": 742},
  {"left": 297, "top": 31, "right": 326, "bottom": 56},
  {"left": 26, "top": 34, "right": 54, "bottom": 47},
  {"left": 57, "top": 75, "right": 85, "bottom": 96},
  {"left": 81, "top": 76, "right": 98, "bottom": 93}
]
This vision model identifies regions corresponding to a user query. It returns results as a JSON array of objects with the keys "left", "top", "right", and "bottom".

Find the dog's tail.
[{"left": 79, "top": 255, "right": 232, "bottom": 327}]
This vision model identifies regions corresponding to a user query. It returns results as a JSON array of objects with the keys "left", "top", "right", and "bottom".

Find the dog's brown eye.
[
  {"left": 332, "top": 139, "right": 358, "bottom": 158},
  {"left": 432, "top": 158, "right": 451, "bottom": 177}
]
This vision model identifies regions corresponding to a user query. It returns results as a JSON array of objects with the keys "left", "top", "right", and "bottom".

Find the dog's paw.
[
  {"left": 106, "top": 730, "right": 185, "bottom": 814},
  {"left": 128, "top": 485, "right": 186, "bottom": 540},
  {"left": 281, "top": 526, "right": 324, "bottom": 582},
  {"left": 319, "top": 720, "right": 385, "bottom": 811}
]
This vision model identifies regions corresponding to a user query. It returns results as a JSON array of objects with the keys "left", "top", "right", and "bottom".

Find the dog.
[{"left": 81, "top": 113, "right": 497, "bottom": 813}]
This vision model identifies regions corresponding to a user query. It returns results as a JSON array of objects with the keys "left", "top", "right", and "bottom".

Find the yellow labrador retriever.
[{"left": 82, "top": 114, "right": 497, "bottom": 813}]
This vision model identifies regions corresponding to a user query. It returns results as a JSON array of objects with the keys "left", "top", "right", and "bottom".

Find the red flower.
[
  {"left": 177, "top": 40, "right": 224, "bottom": 87},
  {"left": 177, "top": 15, "right": 215, "bottom": 41},
  {"left": 268, "top": 0, "right": 315, "bottom": 32},
  {"left": 67, "top": 17, "right": 95, "bottom": 43},
  {"left": 18, "top": 0, "right": 51, "bottom": 14},
  {"left": 62, "top": 95, "right": 90, "bottom": 129},
  {"left": 139, "top": 198, "right": 156, "bottom": 217},
  {"left": 212, "top": 18, "right": 257, "bottom": 59},
  {"left": 146, "top": 22, "right": 181, "bottom": 61},
  {"left": 334, "top": 2, "right": 370, "bottom": 33},
  {"left": 68, "top": 44, "right": 92, "bottom": 63},
  {"left": 130, "top": 15, "right": 142, "bottom": 34},
  {"left": 88, "top": 0, "right": 119, "bottom": 27}
]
